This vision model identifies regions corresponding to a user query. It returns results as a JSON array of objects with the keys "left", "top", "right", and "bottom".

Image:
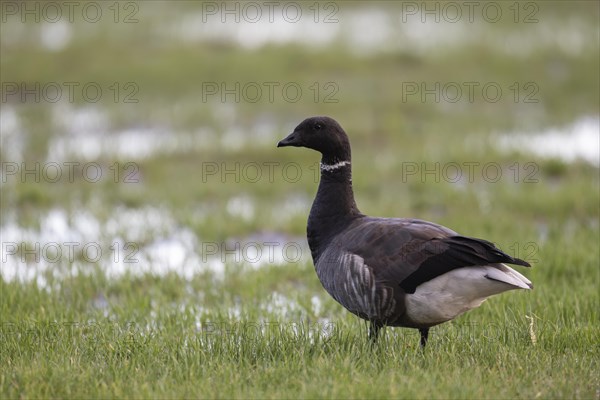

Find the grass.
[
  {"left": 1, "top": 1, "right": 599, "bottom": 399},
  {"left": 2, "top": 258, "right": 598, "bottom": 398}
]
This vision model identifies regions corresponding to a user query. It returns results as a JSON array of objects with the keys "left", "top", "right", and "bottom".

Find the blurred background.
[{"left": 1, "top": 0, "right": 598, "bottom": 323}]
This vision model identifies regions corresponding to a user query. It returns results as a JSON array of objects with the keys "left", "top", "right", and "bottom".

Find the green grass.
[
  {"left": 2, "top": 254, "right": 598, "bottom": 398},
  {"left": 1, "top": 1, "right": 599, "bottom": 398}
]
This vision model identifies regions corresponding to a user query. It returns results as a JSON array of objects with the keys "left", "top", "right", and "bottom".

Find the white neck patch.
[{"left": 320, "top": 160, "right": 351, "bottom": 172}]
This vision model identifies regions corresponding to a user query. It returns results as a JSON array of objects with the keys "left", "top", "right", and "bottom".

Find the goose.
[{"left": 277, "top": 116, "right": 533, "bottom": 347}]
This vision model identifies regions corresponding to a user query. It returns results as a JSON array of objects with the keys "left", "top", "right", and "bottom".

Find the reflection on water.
[
  {"left": 165, "top": 5, "right": 596, "bottom": 56},
  {"left": 497, "top": 116, "right": 599, "bottom": 166},
  {"left": 0, "top": 105, "right": 25, "bottom": 163},
  {"left": 40, "top": 104, "right": 282, "bottom": 161},
  {"left": 1, "top": 205, "right": 309, "bottom": 287},
  {"left": 3, "top": 102, "right": 598, "bottom": 165}
]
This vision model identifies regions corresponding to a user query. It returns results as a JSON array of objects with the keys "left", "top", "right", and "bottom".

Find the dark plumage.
[{"left": 277, "top": 116, "right": 533, "bottom": 347}]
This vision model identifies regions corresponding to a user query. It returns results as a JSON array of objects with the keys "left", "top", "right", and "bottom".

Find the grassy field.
[{"left": 1, "top": 1, "right": 599, "bottom": 398}]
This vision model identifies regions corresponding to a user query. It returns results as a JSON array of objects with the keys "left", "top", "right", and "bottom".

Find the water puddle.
[
  {"left": 2, "top": 4, "right": 596, "bottom": 57},
  {"left": 497, "top": 116, "right": 599, "bottom": 166},
  {"left": 0, "top": 105, "right": 25, "bottom": 163},
  {"left": 163, "top": 5, "right": 596, "bottom": 56},
  {"left": 43, "top": 104, "right": 283, "bottom": 161},
  {"left": 1, "top": 206, "right": 308, "bottom": 287}
]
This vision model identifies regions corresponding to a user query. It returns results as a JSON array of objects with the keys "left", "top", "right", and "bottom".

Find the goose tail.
[{"left": 485, "top": 263, "right": 533, "bottom": 290}]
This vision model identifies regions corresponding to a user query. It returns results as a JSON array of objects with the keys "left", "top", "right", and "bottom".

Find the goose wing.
[{"left": 337, "top": 217, "right": 531, "bottom": 294}]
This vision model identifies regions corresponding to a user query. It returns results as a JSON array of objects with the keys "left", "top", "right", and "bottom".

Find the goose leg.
[
  {"left": 419, "top": 328, "right": 429, "bottom": 348},
  {"left": 369, "top": 321, "right": 383, "bottom": 343}
]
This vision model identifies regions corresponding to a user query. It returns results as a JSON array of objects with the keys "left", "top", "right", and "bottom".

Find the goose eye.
[{"left": 314, "top": 123, "right": 322, "bottom": 131}]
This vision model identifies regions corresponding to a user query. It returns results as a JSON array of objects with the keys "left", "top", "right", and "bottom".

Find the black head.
[{"left": 277, "top": 116, "right": 351, "bottom": 164}]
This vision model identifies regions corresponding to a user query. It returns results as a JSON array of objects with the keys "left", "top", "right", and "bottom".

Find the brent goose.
[{"left": 277, "top": 116, "right": 533, "bottom": 347}]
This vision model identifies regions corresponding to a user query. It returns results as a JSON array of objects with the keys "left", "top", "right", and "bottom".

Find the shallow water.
[
  {"left": 2, "top": 3, "right": 596, "bottom": 55},
  {"left": 2, "top": 103, "right": 597, "bottom": 166},
  {"left": 497, "top": 116, "right": 599, "bottom": 166},
  {"left": 2, "top": 107, "right": 597, "bottom": 288},
  {"left": 164, "top": 5, "right": 596, "bottom": 56},
  {"left": 1, "top": 205, "right": 309, "bottom": 287}
]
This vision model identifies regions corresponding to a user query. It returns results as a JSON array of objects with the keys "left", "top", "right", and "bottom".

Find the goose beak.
[{"left": 277, "top": 132, "right": 300, "bottom": 148}]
